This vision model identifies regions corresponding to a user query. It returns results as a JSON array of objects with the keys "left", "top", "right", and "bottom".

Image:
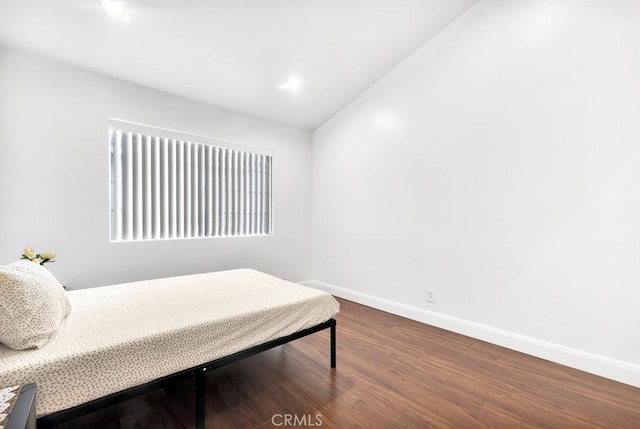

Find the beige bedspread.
[{"left": 0, "top": 269, "right": 339, "bottom": 416}]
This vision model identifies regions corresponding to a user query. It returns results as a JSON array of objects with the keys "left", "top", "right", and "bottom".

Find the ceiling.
[{"left": 0, "top": 0, "right": 478, "bottom": 130}]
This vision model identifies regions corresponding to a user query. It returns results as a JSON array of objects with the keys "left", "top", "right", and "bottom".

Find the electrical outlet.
[{"left": 427, "top": 289, "right": 436, "bottom": 303}]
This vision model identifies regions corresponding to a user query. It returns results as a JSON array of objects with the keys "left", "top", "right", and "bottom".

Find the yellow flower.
[
  {"left": 41, "top": 251, "right": 56, "bottom": 261},
  {"left": 23, "top": 247, "right": 36, "bottom": 259},
  {"left": 31, "top": 257, "right": 43, "bottom": 265}
]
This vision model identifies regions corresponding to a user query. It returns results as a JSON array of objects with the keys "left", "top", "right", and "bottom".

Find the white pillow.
[{"left": 0, "top": 260, "right": 71, "bottom": 350}]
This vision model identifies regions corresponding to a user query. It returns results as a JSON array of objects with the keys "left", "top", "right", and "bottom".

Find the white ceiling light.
[
  {"left": 375, "top": 111, "right": 398, "bottom": 130},
  {"left": 101, "top": 0, "right": 130, "bottom": 21},
  {"left": 278, "top": 76, "right": 303, "bottom": 93}
]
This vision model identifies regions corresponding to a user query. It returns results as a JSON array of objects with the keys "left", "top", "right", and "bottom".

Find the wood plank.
[{"left": 54, "top": 298, "right": 640, "bottom": 428}]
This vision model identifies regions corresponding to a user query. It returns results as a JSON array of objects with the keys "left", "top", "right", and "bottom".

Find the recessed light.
[
  {"left": 375, "top": 111, "right": 398, "bottom": 130},
  {"left": 278, "top": 76, "right": 303, "bottom": 93},
  {"left": 101, "top": 0, "right": 130, "bottom": 21}
]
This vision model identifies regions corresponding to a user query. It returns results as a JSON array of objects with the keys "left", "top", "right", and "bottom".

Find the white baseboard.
[{"left": 301, "top": 279, "right": 640, "bottom": 388}]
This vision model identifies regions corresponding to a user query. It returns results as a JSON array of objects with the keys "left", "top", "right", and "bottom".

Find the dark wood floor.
[{"left": 53, "top": 298, "right": 640, "bottom": 428}]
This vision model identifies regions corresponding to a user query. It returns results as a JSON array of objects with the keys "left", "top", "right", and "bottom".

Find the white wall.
[
  {"left": 0, "top": 48, "right": 312, "bottom": 287},
  {"left": 311, "top": 0, "right": 640, "bottom": 386}
]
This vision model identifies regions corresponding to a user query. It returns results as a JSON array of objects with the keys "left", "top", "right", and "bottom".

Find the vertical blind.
[{"left": 109, "top": 124, "right": 272, "bottom": 242}]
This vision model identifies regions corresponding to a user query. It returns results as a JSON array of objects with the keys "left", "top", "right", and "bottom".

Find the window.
[{"left": 109, "top": 120, "right": 272, "bottom": 242}]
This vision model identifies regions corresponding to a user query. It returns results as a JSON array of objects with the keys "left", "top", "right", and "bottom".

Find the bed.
[{"left": 0, "top": 268, "right": 339, "bottom": 428}]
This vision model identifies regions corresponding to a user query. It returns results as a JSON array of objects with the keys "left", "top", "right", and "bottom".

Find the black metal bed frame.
[{"left": 37, "top": 318, "right": 337, "bottom": 429}]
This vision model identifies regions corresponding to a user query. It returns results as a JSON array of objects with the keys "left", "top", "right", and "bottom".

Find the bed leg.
[
  {"left": 330, "top": 320, "right": 337, "bottom": 368},
  {"left": 196, "top": 368, "right": 206, "bottom": 429}
]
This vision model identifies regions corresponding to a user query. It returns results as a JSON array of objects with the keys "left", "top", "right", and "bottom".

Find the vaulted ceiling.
[{"left": 0, "top": 0, "right": 478, "bottom": 130}]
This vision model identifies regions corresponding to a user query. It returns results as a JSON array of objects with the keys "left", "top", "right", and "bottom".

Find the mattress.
[{"left": 0, "top": 269, "right": 339, "bottom": 416}]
